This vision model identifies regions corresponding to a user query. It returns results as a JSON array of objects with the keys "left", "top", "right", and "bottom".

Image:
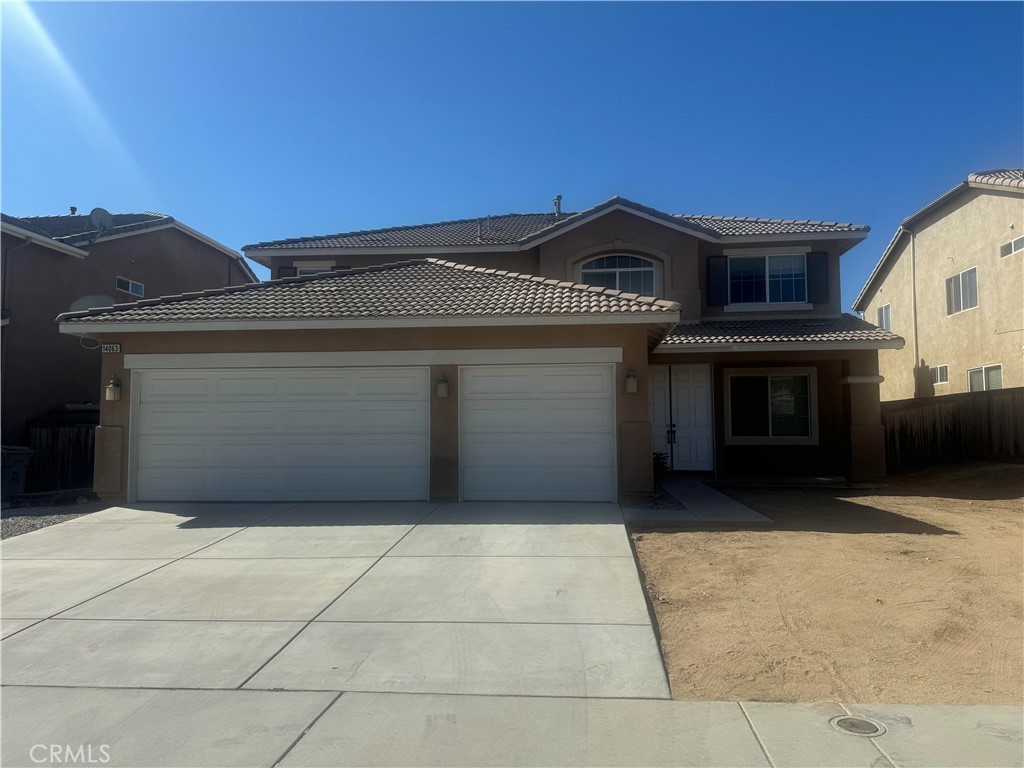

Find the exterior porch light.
[
  {"left": 625, "top": 370, "right": 638, "bottom": 394},
  {"left": 104, "top": 377, "right": 122, "bottom": 402},
  {"left": 436, "top": 373, "right": 449, "bottom": 399}
]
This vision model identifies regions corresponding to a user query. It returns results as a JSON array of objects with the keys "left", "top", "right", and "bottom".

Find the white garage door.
[
  {"left": 134, "top": 367, "right": 429, "bottom": 501},
  {"left": 460, "top": 364, "right": 616, "bottom": 502}
]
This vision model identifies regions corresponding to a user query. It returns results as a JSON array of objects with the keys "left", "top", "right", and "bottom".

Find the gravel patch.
[
  {"left": 1, "top": 501, "right": 112, "bottom": 539},
  {"left": 629, "top": 483, "right": 686, "bottom": 510}
]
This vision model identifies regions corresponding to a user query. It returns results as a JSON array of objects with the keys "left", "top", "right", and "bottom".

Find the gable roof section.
[
  {"left": 58, "top": 258, "right": 681, "bottom": 333},
  {"left": 11, "top": 211, "right": 258, "bottom": 283},
  {"left": 853, "top": 168, "right": 1024, "bottom": 311},
  {"left": 242, "top": 196, "right": 869, "bottom": 260},
  {"left": 656, "top": 315, "right": 904, "bottom": 352}
]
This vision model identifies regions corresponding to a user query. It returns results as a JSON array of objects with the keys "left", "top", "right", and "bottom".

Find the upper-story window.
[
  {"left": 580, "top": 255, "right": 658, "bottom": 295},
  {"left": 945, "top": 267, "right": 978, "bottom": 315},
  {"left": 1000, "top": 236, "right": 1023, "bottom": 258},
  {"left": 876, "top": 303, "right": 891, "bottom": 331},
  {"left": 728, "top": 254, "right": 807, "bottom": 304},
  {"left": 115, "top": 276, "right": 144, "bottom": 298}
]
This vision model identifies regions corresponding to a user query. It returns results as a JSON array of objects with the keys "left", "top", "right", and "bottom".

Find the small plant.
[{"left": 653, "top": 451, "right": 669, "bottom": 477}]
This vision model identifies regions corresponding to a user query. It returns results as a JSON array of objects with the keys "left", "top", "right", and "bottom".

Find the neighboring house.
[
  {"left": 853, "top": 169, "right": 1024, "bottom": 400},
  {"left": 1, "top": 210, "right": 256, "bottom": 487},
  {"left": 59, "top": 196, "right": 901, "bottom": 505}
]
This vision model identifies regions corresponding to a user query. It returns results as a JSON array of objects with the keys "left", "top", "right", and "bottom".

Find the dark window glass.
[
  {"left": 730, "top": 376, "right": 770, "bottom": 436},
  {"left": 729, "top": 257, "right": 766, "bottom": 303}
]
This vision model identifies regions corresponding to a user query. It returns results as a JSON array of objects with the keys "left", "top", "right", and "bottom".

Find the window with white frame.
[
  {"left": 931, "top": 364, "right": 949, "bottom": 385},
  {"left": 876, "top": 303, "right": 891, "bottom": 331},
  {"left": 115, "top": 276, "right": 144, "bottom": 297},
  {"left": 999, "top": 236, "right": 1024, "bottom": 258},
  {"left": 292, "top": 260, "right": 336, "bottom": 276},
  {"left": 728, "top": 254, "right": 807, "bottom": 304},
  {"left": 726, "top": 368, "right": 818, "bottom": 444},
  {"left": 967, "top": 364, "right": 1002, "bottom": 392},
  {"left": 579, "top": 255, "right": 658, "bottom": 295},
  {"left": 945, "top": 267, "right": 978, "bottom": 315},
  {"left": 297, "top": 266, "right": 332, "bottom": 276}
]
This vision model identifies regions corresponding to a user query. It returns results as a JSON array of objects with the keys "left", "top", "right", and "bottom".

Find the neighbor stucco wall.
[
  {"left": 0, "top": 227, "right": 252, "bottom": 444},
  {"left": 90, "top": 323, "right": 657, "bottom": 504},
  {"left": 861, "top": 188, "right": 1024, "bottom": 400}
]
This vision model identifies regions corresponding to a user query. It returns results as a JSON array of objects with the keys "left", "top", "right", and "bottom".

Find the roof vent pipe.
[
  {"left": 70, "top": 206, "right": 77, "bottom": 215},
  {"left": 553, "top": 195, "right": 562, "bottom": 217}
]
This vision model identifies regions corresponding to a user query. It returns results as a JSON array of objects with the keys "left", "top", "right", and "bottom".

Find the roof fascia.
[
  {"left": 59, "top": 310, "right": 680, "bottom": 335},
  {"left": 718, "top": 231, "right": 869, "bottom": 246},
  {"left": 1, "top": 222, "right": 88, "bottom": 258},
  {"left": 653, "top": 338, "right": 905, "bottom": 353},
  {"left": 967, "top": 180, "right": 1024, "bottom": 194}
]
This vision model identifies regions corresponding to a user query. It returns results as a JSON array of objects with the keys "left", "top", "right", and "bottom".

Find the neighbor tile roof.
[
  {"left": 243, "top": 197, "right": 869, "bottom": 251},
  {"left": 18, "top": 212, "right": 171, "bottom": 244},
  {"left": 59, "top": 258, "right": 680, "bottom": 325},
  {"left": 660, "top": 315, "right": 903, "bottom": 347},
  {"left": 967, "top": 169, "right": 1024, "bottom": 189}
]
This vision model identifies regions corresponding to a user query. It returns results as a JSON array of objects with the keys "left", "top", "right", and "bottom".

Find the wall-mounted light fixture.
[
  {"left": 104, "top": 377, "right": 122, "bottom": 402},
  {"left": 625, "top": 370, "right": 638, "bottom": 394},
  {"left": 436, "top": 373, "right": 449, "bottom": 398}
]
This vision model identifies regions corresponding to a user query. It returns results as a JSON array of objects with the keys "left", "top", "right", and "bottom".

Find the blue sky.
[{"left": 3, "top": 2, "right": 1022, "bottom": 310}]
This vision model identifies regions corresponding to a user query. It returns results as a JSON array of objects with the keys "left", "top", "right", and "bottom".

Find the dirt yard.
[{"left": 632, "top": 461, "right": 1024, "bottom": 705}]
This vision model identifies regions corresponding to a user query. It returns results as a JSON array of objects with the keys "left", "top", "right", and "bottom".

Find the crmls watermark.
[{"left": 29, "top": 745, "right": 111, "bottom": 765}]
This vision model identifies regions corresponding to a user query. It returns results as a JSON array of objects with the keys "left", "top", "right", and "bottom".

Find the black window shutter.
[
  {"left": 706, "top": 256, "right": 728, "bottom": 306},
  {"left": 278, "top": 266, "right": 297, "bottom": 278},
  {"left": 806, "top": 252, "right": 828, "bottom": 304}
]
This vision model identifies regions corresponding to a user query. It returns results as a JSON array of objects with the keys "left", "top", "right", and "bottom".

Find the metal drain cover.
[{"left": 829, "top": 715, "right": 886, "bottom": 737}]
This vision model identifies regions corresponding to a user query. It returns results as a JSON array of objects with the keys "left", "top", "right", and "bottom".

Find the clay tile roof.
[
  {"left": 660, "top": 315, "right": 903, "bottom": 348},
  {"left": 17, "top": 212, "right": 172, "bottom": 244},
  {"left": 967, "top": 169, "right": 1024, "bottom": 189},
  {"left": 242, "top": 199, "right": 868, "bottom": 252},
  {"left": 59, "top": 258, "right": 681, "bottom": 325}
]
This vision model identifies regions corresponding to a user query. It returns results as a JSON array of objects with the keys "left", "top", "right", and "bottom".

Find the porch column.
[{"left": 843, "top": 351, "right": 887, "bottom": 479}]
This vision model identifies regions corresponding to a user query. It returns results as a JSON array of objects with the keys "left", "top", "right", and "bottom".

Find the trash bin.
[{"left": 2, "top": 446, "right": 35, "bottom": 501}]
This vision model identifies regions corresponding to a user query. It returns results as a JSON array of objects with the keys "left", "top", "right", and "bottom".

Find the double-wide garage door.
[
  {"left": 136, "top": 368, "right": 430, "bottom": 501},
  {"left": 134, "top": 364, "right": 616, "bottom": 502}
]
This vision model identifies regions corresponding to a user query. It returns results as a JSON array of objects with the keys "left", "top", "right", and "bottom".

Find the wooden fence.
[{"left": 881, "top": 387, "right": 1024, "bottom": 472}]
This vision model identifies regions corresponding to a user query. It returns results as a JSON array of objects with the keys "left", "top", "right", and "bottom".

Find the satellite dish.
[{"left": 88, "top": 207, "right": 115, "bottom": 233}]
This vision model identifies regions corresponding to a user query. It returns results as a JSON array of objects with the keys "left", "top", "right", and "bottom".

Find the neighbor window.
[
  {"left": 728, "top": 254, "right": 806, "bottom": 304},
  {"left": 296, "top": 267, "right": 332, "bottom": 276},
  {"left": 580, "top": 255, "right": 658, "bottom": 295},
  {"left": 999, "top": 236, "right": 1024, "bottom": 258},
  {"left": 945, "top": 267, "right": 978, "bottom": 315},
  {"left": 115, "top": 276, "right": 144, "bottom": 297},
  {"left": 876, "top": 304, "right": 891, "bottom": 331},
  {"left": 726, "top": 369, "right": 817, "bottom": 444},
  {"left": 931, "top": 365, "right": 949, "bottom": 385},
  {"left": 967, "top": 364, "right": 1002, "bottom": 392}
]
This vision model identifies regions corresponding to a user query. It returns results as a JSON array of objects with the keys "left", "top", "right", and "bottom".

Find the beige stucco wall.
[
  {"left": 91, "top": 323, "right": 657, "bottom": 505},
  {"left": 861, "top": 188, "right": 1024, "bottom": 400}
]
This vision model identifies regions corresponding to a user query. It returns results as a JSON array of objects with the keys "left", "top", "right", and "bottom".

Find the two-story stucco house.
[
  {"left": 58, "top": 196, "right": 901, "bottom": 505},
  {"left": 853, "top": 169, "right": 1024, "bottom": 401},
  {"left": 1, "top": 210, "right": 256, "bottom": 490}
]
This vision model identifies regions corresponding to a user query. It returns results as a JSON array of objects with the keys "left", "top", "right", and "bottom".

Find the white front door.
[
  {"left": 459, "top": 364, "right": 616, "bottom": 502},
  {"left": 133, "top": 367, "right": 430, "bottom": 501},
  {"left": 649, "top": 364, "right": 715, "bottom": 471}
]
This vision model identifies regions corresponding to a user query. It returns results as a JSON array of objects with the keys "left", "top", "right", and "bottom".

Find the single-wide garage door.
[
  {"left": 135, "top": 367, "right": 429, "bottom": 501},
  {"left": 460, "top": 364, "right": 616, "bottom": 502}
]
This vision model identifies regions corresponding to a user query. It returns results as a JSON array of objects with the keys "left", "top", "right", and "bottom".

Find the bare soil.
[{"left": 632, "top": 461, "right": 1024, "bottom": 704}]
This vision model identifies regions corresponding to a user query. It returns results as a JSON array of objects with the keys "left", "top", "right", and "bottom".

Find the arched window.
[{"left": 579, "top": 255, "right": 659, "bottom": 295}]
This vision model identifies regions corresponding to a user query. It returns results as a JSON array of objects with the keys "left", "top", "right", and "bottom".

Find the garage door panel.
[
  {"left": 460, "top": 365, "right": 616, "bottom": 502},
  {"left": 463, "top": 434, "right": 615, "bottom": 466},
  {"left": 463, "top": 467, "right": 614, "bottom": 503},
  {"left": 135, "top": 368, "right": 429, "bottom": 502},
  {"left": 462, "top": 400, "right": 613, "bottom": 432}
]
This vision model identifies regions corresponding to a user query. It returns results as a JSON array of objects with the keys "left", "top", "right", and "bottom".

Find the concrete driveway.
[{"left": 1, "top": 500, "right": 671, "bottom": 765}]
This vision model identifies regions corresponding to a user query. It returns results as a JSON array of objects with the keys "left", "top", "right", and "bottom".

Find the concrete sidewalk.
[
  {"left": 624, "top": 478, "right": 773, "bottom": 525},
  {"left": 1, "top": 687, "right": 1020, "bottom": 767}
]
